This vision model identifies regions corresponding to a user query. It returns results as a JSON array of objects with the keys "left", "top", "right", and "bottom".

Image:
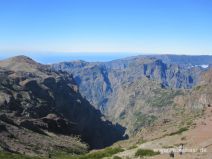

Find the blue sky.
[{"left": 0, "top": 0, "right": 212, "bottom": 62}]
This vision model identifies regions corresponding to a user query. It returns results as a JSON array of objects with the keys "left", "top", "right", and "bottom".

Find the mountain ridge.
[
  {"left": 52, "top": 55, "right": 210, "bottom": 135},
  {"left": 1, "top": 54, "right": 212, "bottom": 158}
]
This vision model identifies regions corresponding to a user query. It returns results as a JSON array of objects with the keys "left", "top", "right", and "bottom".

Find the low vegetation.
[
  {"left": 168, "top": 127, "right": 189, "bottom": 136},
  {"left": 162, "top": 145, "right": 174, "bottom": 149},
  {"left": 132, "top": 112, "right": 157, "bottom": 134},
  {"left": 135, "top": 149, "right": 160, "bottom": 157},
  {"left": 113, "top": 156, "right": 122, "bottom": 159},
  {"left": 1, "top": 147, "right": 124, "bottom": 159},
  {"left": 148, "top": 89, "right": 183, "bottom": 107},
  {"left": 77, "top": 147, "right": 124, "bottom": 159},
  {"left": 127, "top": 145, "right": 137, "bottom": 150},
  {"left": 0, "top": 151, "right": 43, "bottom": 159}
]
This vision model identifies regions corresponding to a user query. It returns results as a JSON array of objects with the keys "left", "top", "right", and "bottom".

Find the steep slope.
[
  {"left": 112, "top": 69, "right": 212, "bottom": 159},
  {"left": 52, "top": 60, "right": 112, "bottom": 112},
  {"left": 0, "top": 56, "right": 126, "bottom": 156},
  {"left": 52, "top": 56, "right": 206, "bottom": 135}
]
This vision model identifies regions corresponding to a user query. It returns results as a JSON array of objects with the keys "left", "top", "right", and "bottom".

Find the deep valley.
[{"left": 0, "top": 55, "right": 212, "bottom": 159}]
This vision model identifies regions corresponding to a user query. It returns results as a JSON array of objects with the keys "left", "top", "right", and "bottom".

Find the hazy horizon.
[{"left": 0, "top": 52, "right": 212, "bottom": 64}]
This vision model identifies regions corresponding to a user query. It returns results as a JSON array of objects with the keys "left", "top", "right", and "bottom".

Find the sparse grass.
[
  {"left": 181, "top": 136, "right": 187, "bottom": 141},
  {"left": 148, "top": 89, "right": 183, "bottom": 107},
  {"left": 194, "top": 85, "right": 202, "bottom": 91},
  {"left": 186, "top": 120, "right": 193, "bottom": 126},
  {"left": 53, "top": 144, "right": 88, "bottom": 156},
  {"left": 51, "top": 151, "right": 78, "bottom": 159},
  {"left": 78, "top": 147, "right": 124, "bottom": 159},
  {"left": 127, "top": 145, "right": 137, "bottom": 150},
  {"left": 150, "top": 92, "right": 173, "bottom": 107},
  {"left": 0, "top": 151, "right": 43, "bottom": 159},
  {"left": 162, "top": 145, "right": 174, "bottom": 149},
  {"left": 113, "top": 156, "right": 122, "bottom": 159},
  {"left": 135, "top": 149, "right": 160, "bottom": 157},
  {"left": 136, "top": 138, "right": 146, "bottom": 144},
  {"left": 0, "top": 147, "right": 124, "bottom": 159},
  {"left": 168, "top": 127, "right": 189, "bottom": 136},
  {"left": 133, "top": 113, "right": 157, "bottom": 133},
  {"left": 174, "top": 143, "right": 185, "bottom": 147}
]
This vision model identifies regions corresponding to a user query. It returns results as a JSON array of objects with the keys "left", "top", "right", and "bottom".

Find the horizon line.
[{"left": 0, "top": 50, "right": 212, "bottom": 56}]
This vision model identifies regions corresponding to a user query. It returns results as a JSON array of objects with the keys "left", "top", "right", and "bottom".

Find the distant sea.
[{"left": 0, "top": 52, "right": 140, "bottom": 64}]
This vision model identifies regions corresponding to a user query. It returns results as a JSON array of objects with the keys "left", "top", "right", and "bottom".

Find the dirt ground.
[{"left": 111, "top": 106, "right": 212, "bottom": 159}]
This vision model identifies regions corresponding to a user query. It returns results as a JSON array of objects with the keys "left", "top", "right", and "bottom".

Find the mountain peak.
[
  {"left": 7, "top": 55, "right": 36, "bottom": 64},
  {"left": 0, "top": 55, "right": 42, "bottom": 72}
]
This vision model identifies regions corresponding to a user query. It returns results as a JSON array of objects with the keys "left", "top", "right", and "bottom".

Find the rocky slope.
[
  {"left": 0, "top": 55, "right": 211, "bottom": 159},
  {"left": 111, "top": 69, "right": 212, "bottom": 159},
  {"left": 52, "top": 55, "right": 209, "bottom": 135},
  {"left": 0, "top": 56, "right": 126, "bottom": 156}
]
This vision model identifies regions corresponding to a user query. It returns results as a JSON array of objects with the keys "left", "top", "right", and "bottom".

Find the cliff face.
[
  {"left": 0, "top": 56, "right": 126, "bottom": 155},
  {"left": 52, "top": 55, "right": 209, "bottom": 135},
  {"left": 182, "top": 68, "right": 212, "bottom": 109},
  {"left": 52, "top": 57, "right": 204, "bottom": 110}
]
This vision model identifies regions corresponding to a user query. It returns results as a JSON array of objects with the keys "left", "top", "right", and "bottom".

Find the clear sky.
[{"left": 0, "top": 0, "right": 212, "bottom": 61}]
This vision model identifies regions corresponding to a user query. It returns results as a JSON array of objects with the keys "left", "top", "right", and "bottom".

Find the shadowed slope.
[{"left": 0, "top": 56, "right": 126, "bottom": 156}]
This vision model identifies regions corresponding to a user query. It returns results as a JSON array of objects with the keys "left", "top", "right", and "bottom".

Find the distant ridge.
[{"left": 52, "top": 54, "right": 210, "bottom": 134}]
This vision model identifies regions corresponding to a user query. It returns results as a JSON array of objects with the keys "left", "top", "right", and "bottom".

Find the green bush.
[
  {"left": 168, "top": 127, "right": 189, "bottom": 136},
  {"left": 113, "top": 156, "right": 122, "bottom": 159},
  {"left": 135, "top": 149, "right": 160, "bottom": 157},
  {"left": 128, "top": 145, "right": 137, "bottom": 150}
]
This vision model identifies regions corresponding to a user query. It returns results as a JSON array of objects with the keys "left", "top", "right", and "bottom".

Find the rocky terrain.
[
  {"left": 52, "top": 55, "right": 210, "bottom": 135},
  {"left": 0, "top": 54, "right": 211, "bottom": 159},
  {"left": 0, "top": 56, "right": 126, "bottom": 156},
  {"left": 110, "top": 69, "right": 212, "bottom": 159}
]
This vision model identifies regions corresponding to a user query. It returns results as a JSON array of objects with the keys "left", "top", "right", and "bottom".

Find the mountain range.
[
  {"left": 0, "top": 54, "right": 212, "bottom": 158},
  {"left": 52, "top": 55, "right": 211, "bottom": 135}
]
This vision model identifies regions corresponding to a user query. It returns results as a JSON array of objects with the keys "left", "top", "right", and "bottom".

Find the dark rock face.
[
  {"left": 0, "top": 123, "right": 7, "bottom": 132},
  {"left": 0, "top": 56, "right": 126, "bottom": 153}
]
